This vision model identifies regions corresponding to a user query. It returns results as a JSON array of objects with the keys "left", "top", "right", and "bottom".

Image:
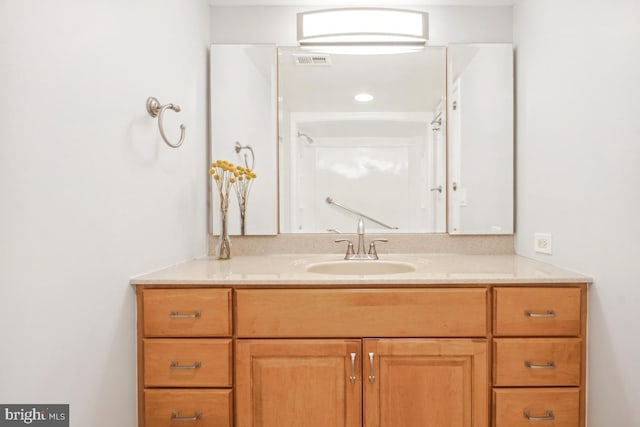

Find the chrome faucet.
[
  {"left": 335, "top": 217, "right": 388, "bottom": 260},
  {"left": 356, "top": 217, "right": 366, "bottom": 255}
]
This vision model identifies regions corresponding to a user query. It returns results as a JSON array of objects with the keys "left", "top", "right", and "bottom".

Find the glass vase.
[
  {"left": 239, "top": 202, "right": 247, "bottom": 236},
  {"left": 215, "top": 206, "right": 232, "bottom": 260}
]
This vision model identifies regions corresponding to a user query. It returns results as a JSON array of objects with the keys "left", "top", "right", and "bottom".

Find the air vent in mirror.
[{"left": 293, "top": 54, "right": 332, "bottom": 66}]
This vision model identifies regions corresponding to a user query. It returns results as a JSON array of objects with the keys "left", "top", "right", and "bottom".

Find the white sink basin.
[{"left": 306, "top": 260, "right": 416, "bottom": 275}]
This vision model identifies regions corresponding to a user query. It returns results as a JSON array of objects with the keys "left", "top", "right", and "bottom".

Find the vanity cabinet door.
[
  {"left": 235, "top": 339, "right": 362, "bottom": 427},
  {"left": 363, "top": 339, "right": 488, "bottom": 427}
]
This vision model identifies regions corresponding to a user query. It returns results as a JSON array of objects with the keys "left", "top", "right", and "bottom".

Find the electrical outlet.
[{"left": 534, "top": 233, "right": 553, "bottom": 255}]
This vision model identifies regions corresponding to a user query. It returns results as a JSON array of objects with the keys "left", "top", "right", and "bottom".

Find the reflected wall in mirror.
[
  {"left": 209, "top": 44, "right": 515, "bottom": 236},
  {"left": 447, "top": 43, "right": 514, "bottom": 234},
  {"left": 210, "top": 45, "right": 278, "bottom": 235},
  {"left": 278, "top": 47, "right": 447, "bottom": 234}
]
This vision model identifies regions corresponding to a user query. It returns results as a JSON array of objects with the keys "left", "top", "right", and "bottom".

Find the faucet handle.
[
  {"left": 335, "top": 239, "right": 355, "bottom": 259},
  {"left": 368, "top": 239, "right": 388, "bottom": 259}
]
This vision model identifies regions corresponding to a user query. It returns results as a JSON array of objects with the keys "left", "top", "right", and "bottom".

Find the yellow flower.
[
  {"left": 230, "top": 178, "right": 236, "bottom": 183},
  {"left": 214, "top": 175, "right": 220, "bottom": 181}
]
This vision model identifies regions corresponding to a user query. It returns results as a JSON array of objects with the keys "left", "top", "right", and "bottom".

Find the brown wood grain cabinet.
[
  {"left": 135, "top": 283, "right": 587, "bottom": 427},
  {"left": 363, "top": 339, "right": 487, "bottom": 427},
  {"left": 492, "top": 286, "right": 587, "bottom": 427}
]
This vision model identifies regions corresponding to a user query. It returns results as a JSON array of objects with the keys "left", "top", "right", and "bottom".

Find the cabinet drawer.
[
  {"left": 142, "top": 289, "right": 231, "bottom": 337},
  {"left": 494, "top": 287, "right": 581, "bottom": 336},
  {"left": 494, "top": 388, "right": 579, "bottom": 427},
  {"left": 494, "top": 338, "right": 581, "bottom": 386},
  {"left": 144, "top": 339, "right": 232, "bottom": 387},
  {"left": 236, "top": 288, "right": 487, "bottom": 338},
  {"left": 144, "top": 389, "right": 232, "bottom": 427}
]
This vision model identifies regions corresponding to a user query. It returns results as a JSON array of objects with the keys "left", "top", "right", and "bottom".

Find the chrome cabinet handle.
[
  {"left": 170, "top": 311, "right": 201, "bottom": 319},
  {"left": 349, "top": 353, "right": 357, "bottom": 384},
  {"left": 368, "top": 352, "right": 376, "bottom": 383},
  {"left": 171, "top": 411, "right": 202, "bottom": 422},
  {"left": 170, "top": 361, "right": 202, "bottom": 370},
  {"left": 524, "top": 310, "right": 556, "bottom": 318},
  {"left": 523, "top": 410, "right": 555, "bottom": 421},
  {"left": 430, "top": 185, "right": 442, "bottom": 193},
  {"left": 525, "top": 360, "right": 556, "bottom": 369}
]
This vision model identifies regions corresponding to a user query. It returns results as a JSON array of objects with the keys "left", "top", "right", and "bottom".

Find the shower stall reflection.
[{"left": 280, "top": 117, "right": 445, "bottom": 233}]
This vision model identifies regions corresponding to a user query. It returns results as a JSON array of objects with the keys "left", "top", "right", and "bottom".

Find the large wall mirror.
[
  {"left": 278, "top": 47, "right": 446, "bottom": 234},
  {"left": 209, "top": 43, "right": 513, "bottom": 236}
]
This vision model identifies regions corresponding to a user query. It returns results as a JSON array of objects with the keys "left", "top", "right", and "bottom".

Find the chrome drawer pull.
[
  {"left": 523, "top": 410, "right": 555, "bottom": 421},
  {"left": 171, "top": 411, "right": 202, "bottom": 422},
  {"left": 524, "top": 310, "right": 556, "bottom": 318},
  {"left": 368, "top": 352, "right": 376, "bottom": 384},
  {"left": 349, "top": 353, "right": 356, "bottom": 384},
  {"left": 170, "top": 311, "right": 201, "bottom": 319},
  {"left": 525, "top": 360, "right": 556, "bottom": 369},
  {"left": 349, "top": 352, "right": 357, "bottom": 384},
  {"left": 170, "top": 361, "right": 202, "bottom": 370}
]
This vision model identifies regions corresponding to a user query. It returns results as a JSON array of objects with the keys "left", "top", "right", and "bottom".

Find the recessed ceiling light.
[{"left": 355, "top": 93, "right": 374, "bottom": 102}]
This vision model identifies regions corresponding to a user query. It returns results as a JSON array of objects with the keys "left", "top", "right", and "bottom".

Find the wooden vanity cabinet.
[
  {"left": 135, "top": 284, "right": 587, "bottom": 427},
  {"left": 137, "top": 288, "right": 233, "bottom": 427},
  {"left": 235, "top": 338, "right": 487, "bottom": 427},
  {"left": 234, "top": 288, "right": 489, "bottom": 427},
  {"left": 235, "top": 339, "right": 362, "bottom": 427},
  {"left": 363, "top": 339, "right": 487, "bottom": 427},
  {"left": 492, "top": 287, "right": 587, "bottom": 427}
]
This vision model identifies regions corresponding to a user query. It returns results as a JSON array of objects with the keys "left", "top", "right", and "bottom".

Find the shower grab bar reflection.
[{"left": 325, "top": 197, "right": 398, "bottom": 230}]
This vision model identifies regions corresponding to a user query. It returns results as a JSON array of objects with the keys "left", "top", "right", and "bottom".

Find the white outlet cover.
[{"left": 534, "top": 233, "right": 553, "bottom": 255}]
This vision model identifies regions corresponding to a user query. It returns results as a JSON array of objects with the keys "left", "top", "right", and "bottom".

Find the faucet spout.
[
  {"left": 356, "top": 217, "right": 366, "bottom": 255},
  {"left": 335, "top": 216, "right": 388, "bottom": 260}
]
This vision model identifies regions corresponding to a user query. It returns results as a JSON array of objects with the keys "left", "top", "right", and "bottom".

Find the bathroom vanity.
[{"left": 132, "top": 254, "right": 589, "bottom": 427}]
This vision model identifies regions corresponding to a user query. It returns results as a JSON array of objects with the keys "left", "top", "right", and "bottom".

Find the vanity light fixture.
[
  {"left": 354, "top": 93, "right": 374, "bottom": 102},
  {"left": 297, "top": 8, "right": 429, "bottom": 46}
]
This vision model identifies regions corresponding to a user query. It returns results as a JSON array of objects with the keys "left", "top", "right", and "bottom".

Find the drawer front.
[
  {"left": 236, "top": 288, "right": 487, "bottom": 337},
  {"left": 142, "top": 289, "right": 231, "bottom": 337},
  {"left": 494, "top": 388, "right": 580, "bottom": 427},
  {"left": 494, "top": 338, "right": 582, "bottom": 386},
  {"left": 494, "top": 287, "right": 581, "bottom": 336},
  {"left": 144, "top": 339, "right": 232, "bottom": 387},
  {"left": 144, "top": 389, "right": 232, "bottom": 427}
]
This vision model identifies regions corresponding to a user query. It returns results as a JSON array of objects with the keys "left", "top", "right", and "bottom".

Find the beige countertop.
[{"left": 130, "top": 254, "right": 591, "bottom": 287}]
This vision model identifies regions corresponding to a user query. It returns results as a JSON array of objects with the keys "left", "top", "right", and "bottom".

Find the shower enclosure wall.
[{"left": 279, "top": 111, "right": 445, "bottom": 234}]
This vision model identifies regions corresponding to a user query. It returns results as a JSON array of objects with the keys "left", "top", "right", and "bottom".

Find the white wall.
[
  {"left": 210, "top": 5, "right": 513, "bottom": 44},
  {"left": 514, "top": 0, "right": 640, "bottom": 424},
  {"left": 0, "top": 1, "right": 209, "bottom": 425}
]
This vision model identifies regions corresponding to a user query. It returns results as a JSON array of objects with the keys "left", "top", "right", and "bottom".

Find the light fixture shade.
[{"left": 297, "top": 8, "right": 429, "bottom": 45}]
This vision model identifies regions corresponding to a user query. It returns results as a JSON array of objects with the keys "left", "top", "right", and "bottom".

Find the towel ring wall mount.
[{"left": 146, "top": 96, "right": 186, "bottom": 148}]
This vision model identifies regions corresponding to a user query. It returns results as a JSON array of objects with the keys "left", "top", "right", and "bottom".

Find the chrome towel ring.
[
  {"left": 235, "top": 141, "right": 255, "bottom": 170},
  {"left": 146, "top": 96, "right": 186, "bottom": 148}
]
